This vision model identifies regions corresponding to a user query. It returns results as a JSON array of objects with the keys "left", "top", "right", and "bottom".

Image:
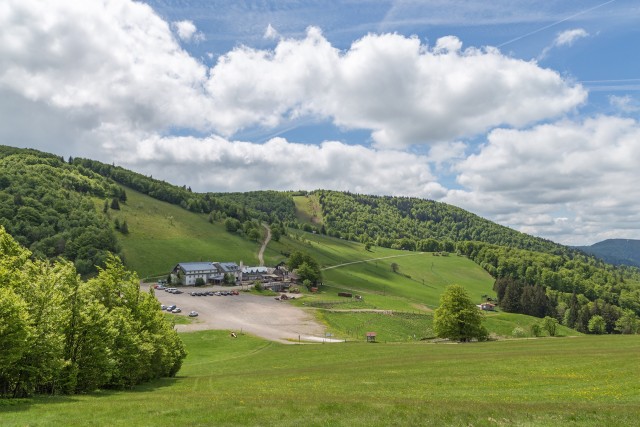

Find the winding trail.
[
  {"left": 258, "top": 223, "right": 271, "bottom": 266},
  {"left": 321, "top": 252, "right": 425, "bottom": 271}
]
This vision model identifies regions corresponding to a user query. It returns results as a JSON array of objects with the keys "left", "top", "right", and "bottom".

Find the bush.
[
  {"left": 530, "top": 323, "right": 542, "bottom": 337},
  {"left": 512, "top": 327, "right": 526, "bottom": 338},
  {"left": 195, "top": 278, "right": 205, "bottom": 287}
]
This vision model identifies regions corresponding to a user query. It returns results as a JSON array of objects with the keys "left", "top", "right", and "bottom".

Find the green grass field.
[{"left": 3, "top": 331, "right": 639, "bottom": 426}]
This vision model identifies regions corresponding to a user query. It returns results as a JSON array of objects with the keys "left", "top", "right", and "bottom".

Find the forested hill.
[
  {"left": 315, "top": 190, "right": 564, "bottom": 254},
  {"left": 576, "top": 239, "right": 640, "bottom": 268},
  {"left": 0, "top": 146, "right": 122, "bottom": 275}
]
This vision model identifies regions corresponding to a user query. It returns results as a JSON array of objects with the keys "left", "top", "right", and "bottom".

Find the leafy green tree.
[
  {"left": 195, "top": 278, "right": 205, "bottom": 287},
  {"left": 588, "top": 315, "right": 606, "bottom": 334},
  {"left": 433, "top": 285, "right": 487, "bottom": 342},
  {"left": 296, "top": 261, "right": 320, "bottom": 285},
  {"left": 530, "top": 322, "right": 542, "bottom": 337},
  {"left": 0, "top": 287, "right": 32, "bottom": 373},
  {"left": 615, "top": 311, "right": 639, "bottom": 334},
  {"left": 390, "top": 262, "right": 399, "bottom": 273},
  {"left": 542, "top": 316, "right": 559, "bottom": 337},
  {"left": 271, "top": 225, "right": 281, "bottom": 242}
]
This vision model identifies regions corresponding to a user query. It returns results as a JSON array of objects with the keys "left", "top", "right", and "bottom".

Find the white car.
[
  {"left": 188, "top": 311, "right": 198, "bottom": 317},
  {"left": 172, "top": 308, "right": 181, "bottom": 313}
]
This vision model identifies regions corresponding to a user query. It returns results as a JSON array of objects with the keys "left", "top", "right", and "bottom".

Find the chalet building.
[
  {"left": 477, "top": 302, "right": 496, "bottom": 311},
  {"left": 241, "top": 266, "right": 268, "bottom": 282},
  {"left": 171, "top": 261, "right": 239, "bottom": 286}
]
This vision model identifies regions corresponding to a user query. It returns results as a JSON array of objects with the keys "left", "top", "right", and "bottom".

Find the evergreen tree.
[{"left": 110, "top": 198, "right": 120, "bottom": 210}]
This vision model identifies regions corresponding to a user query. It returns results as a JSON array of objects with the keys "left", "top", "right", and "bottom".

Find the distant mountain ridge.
[{"left": 576, "top": 239, "right": 640, "bottom": 268}]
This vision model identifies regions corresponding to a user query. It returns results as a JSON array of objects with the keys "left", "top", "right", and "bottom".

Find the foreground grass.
[{"left": 3, "top": 331, "right": 639, "bottom": 426}]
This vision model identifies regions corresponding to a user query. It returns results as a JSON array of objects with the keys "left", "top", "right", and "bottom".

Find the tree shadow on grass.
[{"left": 0, "top": 376, "right": 184, "bottom": 413}]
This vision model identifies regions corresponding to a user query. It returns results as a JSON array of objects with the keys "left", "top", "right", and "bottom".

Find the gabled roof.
[
  {"left": 175, "top": 262, "right": 217, "bottom": 273},
  {"left": 243, "top": 266, "right": 268, "bottom": 274},
  {"left": 217, "top": 262, "right": 239, "bottom": 272}
]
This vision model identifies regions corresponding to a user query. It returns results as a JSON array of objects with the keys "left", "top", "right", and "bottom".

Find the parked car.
[
  {"left": 174, "top": 290, "right": 183, "bottom": 294},
  {"left": 166, "top": 305, "right": 176, "bottom": 311},
  {"left": 190, "top": 292, "right": 197, "bottom": 296},
  {"left": 172, "top": 308, "right": 181, "bottom": 313},
  {"left": 188, "top": 311, "right": 198, "bottom": 317},
  {"left": 215, "top": 291, "right": 222, "bottom": 296},
  {"left": 231, "top": 290, "right": 239, "bottom": 295},
  {"left": 157, "top": 285, "right": 166, "bottom": 290},
  {"left": 160, "top": 304, "right": 166, "bottom": 310},
  {"left": 206, "top": 291, "right": 215, "bottom": 296}
]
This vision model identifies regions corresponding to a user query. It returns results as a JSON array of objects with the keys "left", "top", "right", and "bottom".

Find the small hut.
[{"left": 366, "top": 332, "right": 377, "bottom": 343}]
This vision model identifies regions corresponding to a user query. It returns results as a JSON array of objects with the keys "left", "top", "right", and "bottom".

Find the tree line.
[
  {"left": 0, "top": 226, "right": 186, "bottom": 397},
  {"left": 314, "top": 190, "right": 565, "bottom": 254},
  {"left": 73, "top": 158, "right": 297, "bottom": 223}
]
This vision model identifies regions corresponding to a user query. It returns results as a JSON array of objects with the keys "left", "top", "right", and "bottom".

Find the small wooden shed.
[{"left": 366, "top": 332, "right": 377, "bottom": 342}]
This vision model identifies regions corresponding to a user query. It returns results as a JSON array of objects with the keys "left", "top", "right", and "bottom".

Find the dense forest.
[
  {"left": 314, "top": 190, "right": 564, "bottom": 253},
  {"left": 458, "top": 241, "right": 640, "bottom": 334},
  {"left": 0, "top": 146, "right": 122, "bottom": 275},
  {"left": 0, "top": 227, "right": 186, "bottom": 397}
]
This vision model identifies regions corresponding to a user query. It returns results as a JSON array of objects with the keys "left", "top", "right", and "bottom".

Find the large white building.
[{"left": 170, "top": 261, "right": 239, "bottom": 286}]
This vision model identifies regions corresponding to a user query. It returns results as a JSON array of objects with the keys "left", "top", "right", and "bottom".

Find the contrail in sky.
[{"left": 498, "top": 0, "right": 616, "bottom": 48}]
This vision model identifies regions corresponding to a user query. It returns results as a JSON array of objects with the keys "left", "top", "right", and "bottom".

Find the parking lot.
[{"left": 143, "top": 284, "right": 334, "bottom": 344}]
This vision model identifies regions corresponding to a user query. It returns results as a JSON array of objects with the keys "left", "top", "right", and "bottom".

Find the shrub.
[{"left": 512, "top": 327, "right": 526, "bottom": 338}]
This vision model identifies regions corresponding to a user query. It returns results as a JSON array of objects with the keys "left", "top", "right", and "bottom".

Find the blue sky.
[{"left": 1, "top": 0, "right": 639, "bottom": 245}]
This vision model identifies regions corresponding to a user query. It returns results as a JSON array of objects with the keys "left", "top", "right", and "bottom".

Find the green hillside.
[
  {"left": 1, "top": 145, "right": 638, "bottom": 337},
  {"left": 104, "top": 188, "right": 264, "bottom": 279}
]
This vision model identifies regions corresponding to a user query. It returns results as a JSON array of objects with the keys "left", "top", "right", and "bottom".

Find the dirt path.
[
  {"left": 258, "top": 223, "right": 271, "bottom": 266},
  {"left": 321, "top": 252, "right": 425, "bottom": 271}
]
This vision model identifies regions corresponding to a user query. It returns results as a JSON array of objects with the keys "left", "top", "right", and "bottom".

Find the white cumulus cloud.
[
  {"left": 447, "top": 116, "right": 640, "bottom": 244},
  {"left": 172, "top": 20, "right": 205, "bottom": 43},
  {"left": 208, "top": 30, "right": 586, "bottom": 146},
  {"left": 116, "top": 134, "right": 447, "bottom": 199}
]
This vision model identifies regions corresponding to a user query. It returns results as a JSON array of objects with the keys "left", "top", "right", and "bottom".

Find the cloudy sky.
[{"left": 2, "top": 0, "right": 639, "bottom": 246}]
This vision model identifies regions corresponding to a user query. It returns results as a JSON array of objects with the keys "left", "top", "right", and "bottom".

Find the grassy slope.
[
  {"left": 292, "top": 194, "right": 323, "bottom": 225},
  {"left": 102, "top": 188, "right": 262, "bottom": 278},
  {"left": 4, "top": 330, "right": 639, "bottom": 426}
]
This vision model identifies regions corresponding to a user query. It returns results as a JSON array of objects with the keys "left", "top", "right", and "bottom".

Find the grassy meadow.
[
  {"left": 100, "top": 188, "right": 263, "bottom": 278},
  {"left": 3, "top": 331, "right": 639, "bottom": 426}
]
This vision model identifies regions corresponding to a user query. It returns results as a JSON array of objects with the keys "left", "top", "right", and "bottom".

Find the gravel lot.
[{"left": 143, "top": 284, "right": 339, "bottom": 344}]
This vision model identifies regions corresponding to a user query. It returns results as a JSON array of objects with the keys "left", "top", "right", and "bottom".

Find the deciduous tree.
[{"left": 433, "top": 285, "right": 487, "bottom": 342}]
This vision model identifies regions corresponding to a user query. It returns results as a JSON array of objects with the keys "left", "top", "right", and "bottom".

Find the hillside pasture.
[
  {"left": 102, "top": 188, "right": 262, "bottom": 278},
  {"left": 3, "top": 331, "right": 639, "bottom": 426}
]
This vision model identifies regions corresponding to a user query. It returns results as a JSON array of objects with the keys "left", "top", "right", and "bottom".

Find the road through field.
[{"left": 321, "top": 252, "right": 426, "bottom": 271}]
